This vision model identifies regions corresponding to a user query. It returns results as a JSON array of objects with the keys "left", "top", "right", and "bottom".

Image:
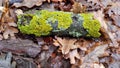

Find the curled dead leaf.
[{"left": 13, "top": 0, "right": 46, "bottom": 8}]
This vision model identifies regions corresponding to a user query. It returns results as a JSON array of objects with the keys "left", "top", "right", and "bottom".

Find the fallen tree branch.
[{"left": 17, "top": 10, "right": 101, "bottom": 38}]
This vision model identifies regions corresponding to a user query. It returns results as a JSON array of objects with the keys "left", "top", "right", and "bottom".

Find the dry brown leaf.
[
  {"left": 54, "top": 37, "right": 77, "bottom": 54},
  {"left": 80, "top": 44, "right": 108, "bottom": 68},
  {"left": 111, "top": 15, "right": 120, "bottom": 27},
  {"left": 13, "top": 0, "right": 46, "bottom": 8},
  {"left": 108, "top": 2, "right": 120, "bottom": 16},
  {"left": 54, "top": 2, "right": 72, "bottom": 11},
  {"left": 84, "top": 44, "right": 108, "bottom": 62},
  {"left": 75, "top": 38, "right": 90, "bottom": 51},
  {"left": 94, "top": 10, "right": 118, "bottom": 47},
  {"left": 104, "top": 2, "right": 120, "bottom": 27},
  {"left": 3, "top": 25, "right": 18, "bottom": 39},
  {"left": 0, "top": 0, "right": 18, "bottom": 39},
  {"left": 81, "top": 0, "right": 102, "bottom": 11},
  {"left": 71, "top": 2, "right": 86, "bottom": 13},
  {"left": 101, "top": 0, "right": 115, "bottom": 7},
  {"left": 69, "top": 49, "right": 80, "bottom": 64}
]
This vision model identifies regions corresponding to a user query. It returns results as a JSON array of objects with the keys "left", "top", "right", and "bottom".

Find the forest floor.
[{"left": 0, "top": 0, "right": 120, "bottom": 68}]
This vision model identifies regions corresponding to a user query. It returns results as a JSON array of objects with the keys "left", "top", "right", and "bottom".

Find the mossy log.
[{"left": 17, "top": 10, "right": 101, "bottom": 38}]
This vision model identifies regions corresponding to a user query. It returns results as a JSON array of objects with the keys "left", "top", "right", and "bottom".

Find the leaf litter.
[{"left": 0, "top": 0, "right": 120, "bottom": 68}]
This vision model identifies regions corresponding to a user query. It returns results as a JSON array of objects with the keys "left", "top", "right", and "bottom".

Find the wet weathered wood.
[{"left": 0, "top": 38, "right": 41, "bottom": 58}]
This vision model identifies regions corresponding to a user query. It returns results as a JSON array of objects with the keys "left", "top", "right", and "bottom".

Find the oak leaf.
[
  {"left": 54, "top": 37, "right": 77, "bottom": 54},
  {"left": 69, "top": 49, "right": 80, "bottom": 64}
]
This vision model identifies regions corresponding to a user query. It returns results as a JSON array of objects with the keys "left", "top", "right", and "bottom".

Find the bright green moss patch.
[
  {"left": 81, "top": 13, "right": 101, "bottom": 37},
  {"left": 38, "top": 10, "right": 72, "bottom": 30},
  {"left": 18, "top": 15, "right": 52, "bottom": 36},
  {"left": 81, "top": 13, "right": 93, "bottom": 20},
  {"left": 18, "top": 10, "right": 72, "bottom": 36}
]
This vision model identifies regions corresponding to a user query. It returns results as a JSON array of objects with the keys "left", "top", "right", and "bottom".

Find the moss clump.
[
  {"left": 39, "top": 10, "right": 72, "bottom": 30},
  {"left": 18, "top": 10, "right": 72, "bottom": 36},
  {"left": 18, "top": 15, "right": 52, "bottom": 36},
  {"left": 81, "top": 13, "right": 101, "bottom": 37}
]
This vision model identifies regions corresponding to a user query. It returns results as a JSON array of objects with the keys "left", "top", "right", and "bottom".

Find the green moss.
[
  {"left": 81, "top": 13, "right": 93, "bottom": 20},
  {"left": 38, "top": 10, "right": 72, "bottom": 30},
  {"left": 18, "top": 15, "right": 52, "bottom": 36},
  {"left": 81, "top": 13, "right": 101, "bottom": 37},
  {"left": 18, "top": 10, "right": 72, "bottom": 36}
]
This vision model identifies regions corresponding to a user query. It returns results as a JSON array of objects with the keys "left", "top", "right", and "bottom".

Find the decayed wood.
[{"left": 0, "top": 38, "right": 41, "bottom": 58}]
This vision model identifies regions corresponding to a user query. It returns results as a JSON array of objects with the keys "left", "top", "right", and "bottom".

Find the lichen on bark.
[
  {"left": 18, "top": 10, "right": 72, "bottom": 36},
  {"left": 17, "top": 10, "right": 101, "bottom": 37},
  {"left": 81, "top": 13, "right": 101, "bottom": 37}
]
